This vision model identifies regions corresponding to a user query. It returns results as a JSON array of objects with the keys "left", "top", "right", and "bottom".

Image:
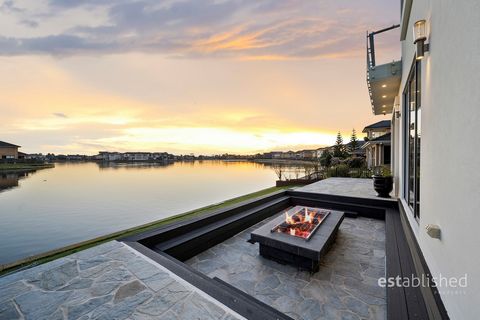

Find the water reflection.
[
  {"left": 96, "top": 161, "right": 174, "bottom": 170},
  {"left": 0, "top": 160, "right": 320, "bottom": 265},
  {"left": 0, "top": 172, "right": 32, "bottom": 193}
]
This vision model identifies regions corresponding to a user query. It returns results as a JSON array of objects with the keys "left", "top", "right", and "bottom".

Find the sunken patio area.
[
  {"left": 3, "top": 178, "right": 441, "bottom": 320},
  {"left": 185, "top": 213, "right": 387, "bottom": 320}
]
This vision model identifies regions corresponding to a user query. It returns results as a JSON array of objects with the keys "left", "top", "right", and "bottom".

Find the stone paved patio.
[
  {"left": 186, "top": 214, "right": 387, "bottom": 320},
  {"left": 296, "top": 178, "right": 396, "bottom": 201},
  {"left": 0, "top": 241, "right": 244, "bottom": 320}
]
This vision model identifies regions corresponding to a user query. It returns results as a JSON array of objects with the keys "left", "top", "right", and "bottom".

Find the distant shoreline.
[{"left": 0, "top": 163, "right": 55, "bottom": 173}]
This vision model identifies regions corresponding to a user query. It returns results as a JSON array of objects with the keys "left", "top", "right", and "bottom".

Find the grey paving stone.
[
  {"left": 125, "top": 258, "right": 161, "bottom": 280},
  {"left": 0, "top": 281, "right": 30, "bottom": 303},
  {"left": 299, "top": 281, "right": 328, "bottom": 304},
  {"left": 369, "top": 304, "right": 387, "bottom": 320},
  {"left": 35, "top": 260, "right": 79, "bottom": 290},
  {"left": 15, "top": 290, "right": 72, "bottom": 320},
  {"left": 142, "top": 271, "right": 174, "bottom": 292},
  {"left": 273, "top": 295, "right": 301, "bottom": 314},
  {"left": 114, "top": 280, "right": 147, "bottom": 303},
  {"left": 58, "top": 278, "right": 94, "bottom": 291},
  {"left": 195, "top": 259, "right": 227, "bottom": 275},
  {"left": 323, "top": 304, "right": 340, "bottom": 319},
  {"left": 136, "top": 282, "right": 191, "bottom": 316},
  {"left": 364, "top": 266, "right": 385, "bottom": 279},
  {"left": 295, "top": 298, "right": 324, "bottom": 320},
  {"left": 106, "top": 248, "right": 138, "bottom": 263},
  {"left": 78, "top": 256, "right": 112, "bottom": 271},
  {"left": 72, "top": 241, "right": 123, "bottom": 260},
  {"left": 95, "top": 266, "right": 134, "bottom": 283},
  {"left": 49, "top": 309, "right": 65, "bottom": 320},
  {"left": 296, "top": 178, "right": 396, "bottom": 201},
  {"left": 67, "top": 294, "right": 112, "bottom": 319},
  {"left": 276, "top": 278, "right": 307, "bottom": 300},
  {"left": 344, "top": 277, "right": 385, "bottom": 299},
  {"left": 255, "top": 274, "right": 280, "bottom": 291},
  {"left": 91, "top": 291, "right": 152, "bottom": 320},
  {"left": 170, "top": 292, "right": 226, "bottom": 320},
  {"left": 338, "top": 310, "right": 361, "bottom": 320},
  {"left": 90, "top": 282, "right": 122, "bottom": 297},
  {"left": 79, "top": 260, "right": 122, "bottom": 279},
  {"left": 343, "top": 296, "right": 371, "bottom": 318},
  {"left": 0, "top": 300, "right": 22, "bottom": 320},
  {"left": 343, "top": 287, "right": 386, "bottom": 306},
  {"left": 135, "top": 310, "right": 177, "bottom": 320}
]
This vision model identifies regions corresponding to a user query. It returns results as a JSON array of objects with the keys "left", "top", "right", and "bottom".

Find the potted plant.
[{"left": 372, "top": 166, "right": 393, "bottom": 198}]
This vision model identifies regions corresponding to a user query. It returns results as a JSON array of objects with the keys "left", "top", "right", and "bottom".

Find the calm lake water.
[{"left": 0, "top": 160, "right": 307, "bottom": 265}]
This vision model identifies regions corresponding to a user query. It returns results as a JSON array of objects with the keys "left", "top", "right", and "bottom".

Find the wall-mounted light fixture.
[{"left": 413, "top": 20, "right": 429, "bottom": 59}]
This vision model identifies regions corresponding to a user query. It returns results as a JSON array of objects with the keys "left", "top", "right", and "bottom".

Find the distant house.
[
  {"left": 362, "top": 120, "right": 391, "bottom": 139},
  {"left": 315, "top": 147, "right": 325, "bottom": 158},
  {"left": 362, "top": 121, "right": 391, "bottom": 168},
  {"left": 0, "top": 141, "right": 20, "bottom": 159},
  {"left": 296, "top": 149, "right": 317, "bottom": 160}
]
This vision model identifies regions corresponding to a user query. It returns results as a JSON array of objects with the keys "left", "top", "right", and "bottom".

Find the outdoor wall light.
[{"left": 413, "top": 19, "right": 429, "bottom": 59}]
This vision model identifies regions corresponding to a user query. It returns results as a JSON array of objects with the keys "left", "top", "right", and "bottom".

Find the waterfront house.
[
  {"left": 366, "top": 0, "right": 479, "bottom": 318},
  {"left": 296, "top": 149, "right": 317, "bottom": 160},
  {"left": 362, "top": 120, "right": 391, "bottom": 139},
  {"left": 0, "top": 141, "right": 20, "bottom": 159},
  {"left": 362, "top": 133, "right": 391, "bottom": 168},
  {"left": 361, "top": 121, "right": 392, "bottom": 168}
]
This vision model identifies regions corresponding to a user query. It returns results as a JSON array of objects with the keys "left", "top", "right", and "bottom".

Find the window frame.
[{"left": 403, "top": 57, "right": 421, "bottom": 221}]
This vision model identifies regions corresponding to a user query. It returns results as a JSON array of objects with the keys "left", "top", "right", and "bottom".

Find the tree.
[
  {"left": 273, "top": 165, "right": 283, "bottom": 180},
  {"left": 333, "top": 132, "right": 345, "bottom": 158},
  {"left": 319, "top": 149, "right": 332, "bottom": 167},
  {"left": 349, "top": 129, "right": 358, "bottom": 153}
]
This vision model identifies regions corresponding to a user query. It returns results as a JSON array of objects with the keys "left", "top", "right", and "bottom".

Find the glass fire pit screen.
[{"left": 271, "top": 206, "right": 330, "bottom": 241}]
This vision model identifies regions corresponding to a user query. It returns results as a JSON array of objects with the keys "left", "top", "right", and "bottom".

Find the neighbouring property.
[
  {"left": 0, "top": 141, "right": 20, "bottom": 159},
  {"left": 361, "top": 120, "right": 392, "bottom": 169},
  {"left": 366, "top": 0, "right": 479, "bottom": 318}
]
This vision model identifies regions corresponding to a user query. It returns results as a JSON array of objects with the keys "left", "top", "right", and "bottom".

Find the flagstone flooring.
[
  {"left": 0, "top": 241, "right": 243, "bottom": 320},
  {"left": 186, "top": 215, "right": 387, "bottom": 320}
]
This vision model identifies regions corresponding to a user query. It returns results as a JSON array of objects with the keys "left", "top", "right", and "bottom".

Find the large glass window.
[{"left": 404, "top": 61, "right": 421, "bottom": 219}]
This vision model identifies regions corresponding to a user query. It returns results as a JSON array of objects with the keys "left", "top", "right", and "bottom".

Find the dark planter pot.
[{"left": 372, "top": 175, "right": 393, "bottom": 198}]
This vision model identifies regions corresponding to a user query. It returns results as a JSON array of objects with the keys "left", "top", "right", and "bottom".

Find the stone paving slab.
[
  {"left": 0, "top": 241, "right": 244, "bottom": 320},
  {"left": 296, "top": 178, "right": 396, "bottom": 201},
  {"left": 186, "top": 215, "right": 387, "bottom": 320}
]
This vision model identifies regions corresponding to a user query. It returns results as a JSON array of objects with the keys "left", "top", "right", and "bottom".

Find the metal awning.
[
  {"left": 367, "top": 61, "right": 401, "bottom": 115},
  {"left": 366, "top": 25, "right": 401, "bottom": 115}
]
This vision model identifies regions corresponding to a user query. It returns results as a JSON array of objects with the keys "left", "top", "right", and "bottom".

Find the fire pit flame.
[{"left": 272, "top": 206, "right": 330, "bottom": 240}]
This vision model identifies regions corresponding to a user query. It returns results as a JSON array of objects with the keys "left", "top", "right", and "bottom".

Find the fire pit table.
[{"left": 250, "top": 206, "right": 344, "bottom": 272}]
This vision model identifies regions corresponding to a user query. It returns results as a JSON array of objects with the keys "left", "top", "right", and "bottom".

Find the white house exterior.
[
  {"left": 367, "top": 1, "right": 480, "bottom": 318},
  {"left": 362, "top": 121, "right": 392, "bottom": 168}
]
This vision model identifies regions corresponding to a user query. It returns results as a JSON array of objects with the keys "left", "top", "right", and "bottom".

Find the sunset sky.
[{"left": 0, "top": 0, "right": 399, "bottom": 155}]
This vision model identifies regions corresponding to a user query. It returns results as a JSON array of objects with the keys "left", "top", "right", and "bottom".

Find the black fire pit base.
[
  {"left": 250, "top": 207, "right": 344, "bottom": 273},
  {"left": 259, "top": 244, "right": 322, "bottom": 272}
]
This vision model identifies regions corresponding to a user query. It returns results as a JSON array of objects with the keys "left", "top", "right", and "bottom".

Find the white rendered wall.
[{"left": 394, "top": 1, "right": 480, "bottom": 318}]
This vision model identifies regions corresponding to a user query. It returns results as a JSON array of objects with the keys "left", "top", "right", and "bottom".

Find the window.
[{"left": 404, "top": 60, "right": 421, "bottom": 219}]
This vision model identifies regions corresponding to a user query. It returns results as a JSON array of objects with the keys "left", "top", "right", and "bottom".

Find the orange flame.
[{"left": 285, "top": 211, "right": 295, "bottom": 224}]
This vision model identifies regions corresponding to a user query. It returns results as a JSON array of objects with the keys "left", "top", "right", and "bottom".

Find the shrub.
[
  {"left": 330, "top": 157, "right": 341, "bottom": 166},
  {"left": 328, "top": 164, "right": 350, "bottom": 177},
  {"left": 347, "top": 157, "right": 365, "bottom": 168}
]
